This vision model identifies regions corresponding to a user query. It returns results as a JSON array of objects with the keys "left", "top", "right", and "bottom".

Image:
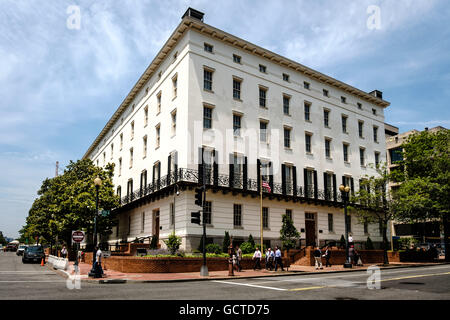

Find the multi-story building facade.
[{"left": 83, "top": 8, "right": 391, "bottom": 251}]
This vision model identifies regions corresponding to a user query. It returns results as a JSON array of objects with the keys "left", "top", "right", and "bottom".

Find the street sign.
[
  {"left": 102, "top": 250, "right": 111, "bottom": 258},
  {"left": 101, "top": 210, "right": 110, "bottom": 217},
  {"left": 71, "top": 230, "right": 85, "bottom": 244}
]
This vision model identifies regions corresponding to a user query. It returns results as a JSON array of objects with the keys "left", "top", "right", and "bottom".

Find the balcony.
[{"left": 118, "top": 168, "right": 344, "bottom": 209}]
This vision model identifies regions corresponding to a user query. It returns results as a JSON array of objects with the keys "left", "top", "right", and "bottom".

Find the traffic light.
[
  {"left": 191, "top": 211, "right": 201, "bottom": 225},
  {"left": 194, "top": 187, "right": 203, "bottom": 206}
]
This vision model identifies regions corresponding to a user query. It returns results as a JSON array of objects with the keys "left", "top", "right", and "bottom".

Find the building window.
[
  {"left": 233, "top": 54, "right": 241, "bottom": 64},
  {"left": 259, "top": 87, "right": 267, "bottom": 108},
  {"left": 262, "top": 207, "right": 269, "bottom": 228},
  {"left": 144, "top": 105, "right": 148, "bottom": 127},
  {"left": 357, "top": 102, "right": 362, "bottom": 110},
  {"left": 171, "top": 110, "right": 177, "bottom": 136},
  {"left": 343, "top": 143, "right": 349, "bottom": 162},
  {"left": 324, "top": 109, "right": 330, "bottom": 127},
  {"left": 129, "top": 148, "right": 133, "bottom": 168},
  {"left": 372, "top": 108, "right": 377, "bottom": 115},
  {"left": 283, "top": 95, "right": 290, "bottom": 115},
  {"left": 360, "top": 147, "right": 365, "bottom": 166},
  {"left": 204, "top": 43, "right": 213, "bottom": 53},
  {"left": 259, "top": 64, "right": 266, "bottom": 73},
  {"left": 389, "top": 147, "right": 403, "bottom": 164},
  {"left": 120, "top": 133, "right": 123, "bottom": 150},
  {"left": 303, "top": 81, "right": 310, "bottom": 89},
  {"left": 203, "top": 69, "right": 213, "bottom": 91},
  {"left": 304, "top": 102, "right": 311, "bottom": 121},
  {"left": 155, "top": 125, "right": 160, "bottom": 149},
  {"left": 204, "top": 201, "right": 212, "bottom": 225},
  {"left": 96, "top": 159, "right": 99, "bottom": 167},
  {"left": 375, "top": 152, "right": 380, "bottom": 167},
  {"left": 284, "top": 127, "right": 291, "bottom": 148},
  {"left": 130, "top": 121, "right": 134, "bottom": 140},
  {"left": 170, "top": 203, "right": 175, "bottom": 226},
  {"left": 260, "top": 121, "right": 268, "bottom": 142},
  {"left": 305, "top": 133, "right": 312, "bottom": 153},
  {"left": 103, "top": 152, "right": 106, "bottom": 166},
  {"left": 373, "top": 126, "right": 378, "bottom": 142},
  {"left": 233, "top": 78, "right": 241, "bottom": 100},
  {"left": 141, "top": 212, "right": 145, "bottom": 233},
  {"left": 325, "top": 172, "right": 333, "bottom": 200},
  {"left": 143, "top": 136, "right": 147, "bottom": 158},
  {"left": 233, "top": 204, "right": 242, "bottom": 227},
  {"left": 117, "top": 186, "right": 121, "bottom": 198},
  {"left": 203, "top": 106, "right": 212, "bottom": 129},
  {"left": 325, "top": 138, "right": 331, "bottom": 158},
  {"left": 323, "top": 89, "right": 329, "bottom": 97},
  {"left": 233, "top": 114, "right": 241, "bottom": 136},
  {"left": 358, "top": 121, "right": 364, "bottom": 138},
  {"left": 110, "top": 143, "right": 114, "bottom": 159},
  {"left": 172, "top": 76, "right": 177, "bottom": 98},
  {"left": 328, "top": 213, "right": 334, "bottom": 232},
  {"left": 157, "top": 92, "right": 161, "bottom": 114},
  {"left": 286, "top": 209, "right": 292, "bottom": 221},
  {"left": 341, "top": 96, "right": 347, "bottom": 104},
  {"left": 306, "top": 169, "right": 314, "bottom": 197},
  {"left": 282, "top": 73, "right": 289, "bottom": 82},
  {"left": 118, "top": 157, "right": 122, "bottom": 176},
  {"left": 342, "top": 115, "right": 348, "bottom": 133},
  {"left": 285, "top": 165, "right": 293, "bottom": 195}
]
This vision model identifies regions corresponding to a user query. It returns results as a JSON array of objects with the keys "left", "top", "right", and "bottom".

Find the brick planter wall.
[
  {"left": 82, "top": 252, "right": 289, "bottom": 273},
  {"left": 293, "top": 248, "right": 388, "bottom": 266}
]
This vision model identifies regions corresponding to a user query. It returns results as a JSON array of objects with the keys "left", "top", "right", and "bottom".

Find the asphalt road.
[{"left": 1, "top": 251, "right": 449, "bottom": 300}]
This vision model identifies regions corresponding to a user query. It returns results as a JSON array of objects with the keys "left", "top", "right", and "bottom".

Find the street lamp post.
[
  {"left": 88, "top": 176, "right": 102, "bottom": 277},
  {"left": 339, "top": 184, "right": 353, "bottom": 269}
]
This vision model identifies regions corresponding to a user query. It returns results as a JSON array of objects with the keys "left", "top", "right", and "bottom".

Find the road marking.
[
  {"left": 0, "top": 280, "right": 67, "bottom": 283},
  {"left": 213, "top": 280, "right": 287, "bottom": 291},
  {"left": 289, "top": 286, "right": 326, "bottom": 291},
  {"left": 373, "top": 271, "right": 450, "bottom": 283}
]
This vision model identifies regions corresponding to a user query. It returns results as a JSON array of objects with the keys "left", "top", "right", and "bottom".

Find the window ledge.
[
  {"left": 263, "top": 228, "right": 271, "bottom": 231},
  {"left": 306, "top": 152, "right": 313, "bottom": 156},
  {"left": 305, "top": 120, "right": 312, "bottom": 123},
  {"left": 326, "top": 157, "right": 333, "bottom": 161},
  {"left": 260, "top": 106, "right": 268, "bottom": 109},
  {"left": 203, "top": 89, "right": 214, "bottom": 94},
  {"left": 172, "top": 96, "right": 177, "bottom": 101},
  {"left": 234, "top": 226, "right": 244, "bottom": 230},
  {"left": 233, "top": 98, "right": 243, "bottom": 102},
  {"left": 155, "top": 146, "right": 160, "bottom": 150},
  {"left": 284, "top": 147, "right": 292, "bottom": 151},
  {"left": 325, "top": 126, "right": 331, "bottom": 129}
]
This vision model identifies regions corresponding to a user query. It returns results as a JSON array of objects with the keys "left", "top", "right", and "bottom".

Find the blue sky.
[{"left": 0, "top": 0, "right": 449, "bottom": 238}]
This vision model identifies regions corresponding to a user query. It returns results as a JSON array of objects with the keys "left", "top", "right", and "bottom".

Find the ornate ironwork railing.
[{"left": 119, "top": 167, "right": 345, "bottom": 206}]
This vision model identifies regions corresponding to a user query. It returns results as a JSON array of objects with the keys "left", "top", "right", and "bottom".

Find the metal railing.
[{"left": 119, "top": 168, "right": 346, "bottom": 206}]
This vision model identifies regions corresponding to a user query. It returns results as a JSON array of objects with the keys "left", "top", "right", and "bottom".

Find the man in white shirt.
[
  {"left": 274, "top": 246, "right": 284, "bottom": 271},
  {"left": 94, "top": 246, "right": 103, "bottom": 278},
  {"left": 252, "top": 247, "right": 262, "bottom": 270}
]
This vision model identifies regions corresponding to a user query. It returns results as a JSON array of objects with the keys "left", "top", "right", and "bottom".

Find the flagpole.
[{"left": 260, "top": 171, "right": 263, "bottom": 253}]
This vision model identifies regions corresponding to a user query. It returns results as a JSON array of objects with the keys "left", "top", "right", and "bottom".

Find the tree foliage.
[
  {"left": 279, "top": 214, "right": 300, "bottom": 251},
  {"left": 20, "top": 159, "right": 120, "bottom": 247},
  {"left": 164, "top": 232, "right": 182, "bottom": 255},
  {"left": 222, "top": 231, "right": 230, "bottom": 253}
]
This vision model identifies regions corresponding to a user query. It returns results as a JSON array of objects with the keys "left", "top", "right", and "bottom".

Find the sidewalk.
[{"left": 54, "top": 260, "right": 448, "bottom": 283}]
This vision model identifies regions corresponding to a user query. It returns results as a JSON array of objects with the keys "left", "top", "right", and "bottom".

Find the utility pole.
[
  {"left": 200, "top": 163, "right": 208, "bottom": 277},
  {"left": 55, "top": 161, "right": 59, "bottom": 177}
]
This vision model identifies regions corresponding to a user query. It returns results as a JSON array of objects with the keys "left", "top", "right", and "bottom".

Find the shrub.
[
  {"left": 239, "top": 242, "right": 254, "bottom": 254},
  {"left": 163, "top": 232, "right": 182, "bottom": 255},
  {"left": 365, "top": 237, "right": 374, "bottom": 250},
  {"left": 222, "top": 231, "right": 230, "bottom": 253},
  {"left": 206, "top": 243, "right": 221, "bottom": 254},
  {"left": 150, "top": 235, "right": 159, "bottom": 249},
  {"left": 248, "top": 234, "right": 255, "bottom": 249},
  {"left": 339, "top": 235, "right": 346, "bottom": 248}
]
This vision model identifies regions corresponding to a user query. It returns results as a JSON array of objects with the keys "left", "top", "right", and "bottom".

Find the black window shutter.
[
  {"left": 140, "top": 172, "right": 144, "bottom": 192},
  {"left": 304, "top": 168, "right": 308, "bottom": 197},
  {"left": 213, "top": 150, "right": 218, "bottom": 187},
  {"left": 333, "top": 174, "right": 337, "bottom": 202},
  {"left": 323, "top": 172, "right": 328, "bottom": 200},
  {"left": 157, "top": 163, "right": 161, "bottom": 188},
  {"left": 167, "top": 154, "right": 172, "bottom": 179},
  {"left": 292, "top": 166, "right": 297, "bottom": 196},
  {"left": 243, "top": 156, "right": 248, "bottom": 190},
  {"left": 281, "top": 164, "right": 286, "bottom": 195},
  {"left": 313, "top": 170, "right": 318, "bottom": 199},
  {"left": 257, "top": 159, "right": 261, "bottom": 193},
  {"left": 350, "top": 178, "right": 354, "bottom": 196},
  {"left": 174, "top": 151, "right": 178, "bottom": 182},
  {"left": 152, "top": 165, "right": 156, "bottom": 185},
  {"left": 229, "top": 154, "right": 234, "bottom": 188},
  {"left": 198, "top": 147, "right": 204, "bottom": 186},
  {"left": 342, "top": 176, "right": 346, "bottom": 186},
  {"left": 269, "top": 161, "right": 274, "bottom": 193}
]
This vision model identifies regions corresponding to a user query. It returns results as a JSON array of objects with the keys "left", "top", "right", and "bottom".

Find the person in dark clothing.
[
  {"left": 313, "top": 246, "right": 323, "bottom": 270},
  {"left": 323, "top": 245, "right": 332, "bottom": 267},
  {"left": 274, "top": 246, "right": 284, "bottom": 271}
]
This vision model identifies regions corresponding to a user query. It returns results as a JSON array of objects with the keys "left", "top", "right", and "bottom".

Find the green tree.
[
  {"left": 350, "top": 163, "right": 395, "bottom": 265},
  {"left": 247, "top": 234, "right": 255, "bottom": 251},
  {"left": 0, "top": 231, "right": 7, "bottom": 246},
  {"left": 222, "top": 231, "right": 230, "bottom": 253},
  {"left": 365, "top": 237, "right": 374, "bottom": 250},
  {"left": 280, "top": 214, "right": 300, "bottom": 252},
  {"left": 393, "top": 129, "right": 450, "bottom": 261},
  {"left": 23, "top": 159, "right": 120, "bottom": 250}
]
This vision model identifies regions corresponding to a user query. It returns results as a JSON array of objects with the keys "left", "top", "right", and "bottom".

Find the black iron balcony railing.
[{"left": 119, "top": 167, "right": 345, "bottom": 206}]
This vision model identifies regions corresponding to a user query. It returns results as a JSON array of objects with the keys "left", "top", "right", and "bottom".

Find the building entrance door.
[
  {"left": 305, "top": 212, "right": 316, "bottom": 247},
  {"left": 152, "top": 209, "right": 160, "bottom": 242}
]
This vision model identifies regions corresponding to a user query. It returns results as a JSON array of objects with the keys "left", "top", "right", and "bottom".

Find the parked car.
[
  {"left": 16, "top": 245, "right": 27, "bottom": 256},
  {"left": 22, "top": 245, "right": 45, "bottom": 263},
  {"left": 5, "top": 244, "right": 18, "bottom": 252}
]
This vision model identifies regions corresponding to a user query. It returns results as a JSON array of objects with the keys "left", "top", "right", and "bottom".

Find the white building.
[{"left": 83, "top": 8, "right": 391, "bottom": 251}]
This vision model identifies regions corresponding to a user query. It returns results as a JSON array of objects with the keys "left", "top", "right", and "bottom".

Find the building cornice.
[{"left": 83, "top": 16, "right": 390, "bottom": 160}]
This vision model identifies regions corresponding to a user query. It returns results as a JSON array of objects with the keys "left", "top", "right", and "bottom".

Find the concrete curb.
[{"left": 51, "top": 262, "right": 448, "bottom": 284}]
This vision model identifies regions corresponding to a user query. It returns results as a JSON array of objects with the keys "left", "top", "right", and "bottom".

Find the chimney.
[
  {"left": 182, "top": 7, "right": 204, "bottom": 22},
  {"left": 369, "top": 90, "right": 383, "bottom": 100}
]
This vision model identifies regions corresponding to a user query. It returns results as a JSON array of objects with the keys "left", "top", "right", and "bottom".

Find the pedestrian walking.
[
  {"left": 94, "top": 246, "right": 104, "bottom": 278},
  {"left": 274, "top": 246, "right": 284, "bottom": 271},
  {"left": 348, "top": 245, "right": 355, "bottom": 265},
  {"left": 235, "top": 245, "right": 242, "bottom": 272},
  {"left": 61, "top": 246, "right": 68, "bottom": 259},
  {"left": 313, "top": 246, "right": 323, "bottom": 270},
  {"left": 323, "top": 245, "right": 332, "bottom": 267},
  {"left": 354, "top": 249, "right": 363, "bottom": 266},
  {"left": 348, "top": 234, "right": 354, "bottom": 246},
  {"left": 265, "top": 248, "right": 274, "bottom": 271},
  {"left": 252, "top": 247, "right": 262, "bottom": 270}
]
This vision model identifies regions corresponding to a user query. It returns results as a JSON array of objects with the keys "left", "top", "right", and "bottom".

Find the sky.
[{"left": 0, "top": 0, "right": 449, "bottom": 238}]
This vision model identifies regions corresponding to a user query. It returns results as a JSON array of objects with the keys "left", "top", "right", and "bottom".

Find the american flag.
[{"left": 262, "top": 179, "right": 271, "bottom": 192}]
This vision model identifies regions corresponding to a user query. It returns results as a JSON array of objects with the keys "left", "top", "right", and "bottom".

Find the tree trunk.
[
  {"left": 382, "top": 222, "right": 389, "bottom": 265},
  {"left": 443, "top": 214, "right": 450, "bottom": 262}
]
